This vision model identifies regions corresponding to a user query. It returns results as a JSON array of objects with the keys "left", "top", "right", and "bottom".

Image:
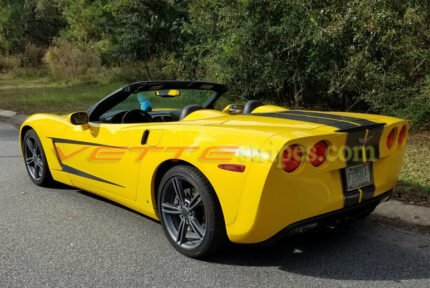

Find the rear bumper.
[
  {"left": 229, "top": 189, "right": 393, "bottom": 244},
  {"left": 226, "top": 141, "right": 404, "bottom": 244},
  {"left": 268, "top": 189, "right": 392, "bottom": 241}
]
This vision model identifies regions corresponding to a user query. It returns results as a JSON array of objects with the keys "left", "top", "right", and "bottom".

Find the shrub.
[
  {"left": 404, "top": 76, "right": 430, "bottom": 127},
  {"left": 22, "top": 43, "right": 45, "bottom": 68},
  {"left": 0, "top": 54, "right": 21, "bottom": 72},
  {"left": 43, "top": 40, "right": 101, "bottom": 79}
]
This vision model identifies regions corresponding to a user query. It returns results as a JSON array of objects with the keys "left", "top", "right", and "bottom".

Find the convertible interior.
[
  {"left": 99, "top": 104, "right": 208, "bottom": 124},
  {"left": 89, "top": 81, "right": 265, "bottom": 124},
  {"left": 99, "top": 100, "right": 264, "bottom": 124}
]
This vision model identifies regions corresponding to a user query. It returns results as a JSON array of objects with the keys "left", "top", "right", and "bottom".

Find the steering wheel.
[{"left": 121, "top": 109, "right": 153, "bottom": 123}]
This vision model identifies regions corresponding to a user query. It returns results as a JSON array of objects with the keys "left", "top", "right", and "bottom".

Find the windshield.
[
  {"left": 109, "top": 89, "right": 215, "bottom": 112},
  {"left": 98, "top": 88, "right": 217, "bottom": 122}
]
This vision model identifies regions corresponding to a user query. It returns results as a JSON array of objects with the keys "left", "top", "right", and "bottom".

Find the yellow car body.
[{"left": 20, "top": 81, "right": 408, "bottom": 245}]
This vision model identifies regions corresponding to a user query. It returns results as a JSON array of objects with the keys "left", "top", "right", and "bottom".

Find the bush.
[
  {"left": 22, "top": 43, "right": 45, "bottom": 68},
  {"left": 403, "top": 76, "right": 430, "bottom": 127},
  {"left": 0, "top": 54, "right": 21, "bottom": 72},
  {"left": 43, "top": 40, "right": 101, "bottom": 79},
  {"left": 177, "top": 0, "right": 430, "bottom": 127}
]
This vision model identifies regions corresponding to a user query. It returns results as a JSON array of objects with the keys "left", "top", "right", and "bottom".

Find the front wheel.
[
  {"left": 22, "top": 129, "right": 54, "bottom": 187},
  {"left": 157, "top": 165, "right": 226, "bottom": 258}
]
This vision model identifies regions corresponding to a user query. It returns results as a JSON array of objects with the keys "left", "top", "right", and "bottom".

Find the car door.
[
  {"left": 55, "top": 122, "right": 147, "bottom": 201},
  {"left": 54, "top": 123, "right": 145, "bottom": 201}
]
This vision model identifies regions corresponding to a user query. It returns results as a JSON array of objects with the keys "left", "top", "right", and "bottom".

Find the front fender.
[{"left": 20, "top": 113, "right": 71, "bottom": 183}]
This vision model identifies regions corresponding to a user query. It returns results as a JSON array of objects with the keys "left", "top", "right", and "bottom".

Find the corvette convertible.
[{"left": 20, "top": 81, "right": 408, "bottom": 258}]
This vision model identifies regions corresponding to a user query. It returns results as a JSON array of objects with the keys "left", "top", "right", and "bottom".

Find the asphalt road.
[{"left": 0, "top": 121, "right": 429, "bottom": 288}]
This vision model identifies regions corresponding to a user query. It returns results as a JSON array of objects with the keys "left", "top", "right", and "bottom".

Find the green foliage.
[
  {"left": 1, "top": 0, "right": 430, "bottom": 126},
  {"left": 0, "top": 54, "right": 20, "bottom": 72},
  {"left": 177, "top": 0, "right": 430, "bottom": 126},
  {"left": 103, "top": 0, "right": 186, "bottom": 63},
  {"left": 43, "top": 39, "right": 101, "bottom": 79},
  {"left": 0, "top": 0, "right": 65, "bottom": 53}
]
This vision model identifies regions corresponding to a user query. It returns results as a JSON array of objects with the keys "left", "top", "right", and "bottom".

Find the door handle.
[{"left": 141, "top": 130, "right": 150, "bottom": 145}]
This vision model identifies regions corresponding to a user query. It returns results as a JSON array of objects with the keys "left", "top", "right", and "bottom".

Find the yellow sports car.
[{"left": 20, "top": 81, "right": 408, "bottom": 258}]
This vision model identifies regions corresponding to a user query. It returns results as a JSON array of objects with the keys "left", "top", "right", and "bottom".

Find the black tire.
[
  {"left": 157, "top": 165, "right": 226, "bottom": 258},
  {"left": 22, "top": 129, "right": 54, "bottom": 187}
]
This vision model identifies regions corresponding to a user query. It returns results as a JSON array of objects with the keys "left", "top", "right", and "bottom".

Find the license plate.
[{"left": 345, "top": 164, "right": 373, "bottom": 191}]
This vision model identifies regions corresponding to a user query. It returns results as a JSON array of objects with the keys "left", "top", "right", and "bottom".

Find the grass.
[
  {"left": 1, "top": 73, "right": 429, "bottom": 205},
  {"left": 395, "top": 131, "right": 430, "bottom": 206},
  {"left": 0, "top": 74, "right": 125, "bottom": 114}
]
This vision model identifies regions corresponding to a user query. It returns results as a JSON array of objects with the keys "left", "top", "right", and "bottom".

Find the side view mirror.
[{"left": 70, "top": 112, "right": 89, "bottom": 125}]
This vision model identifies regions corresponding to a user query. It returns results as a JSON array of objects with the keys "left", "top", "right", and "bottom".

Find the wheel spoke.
[
  {"left": 26, "top": 138, "right": 34, "bottom": 153},
  {"left": 26, "top": 156, "right": 35, "bottom": 166},
  {"left": 37, "top": 159, "right": 44, "bottom": 178},
  {"left": 34, "top": 163, "right": 40, "bottom": 178},
  {"left": 188, "top": 194, "right": 202, "bottom": 211},
  {"left": 188, "top": 216, "right": 205, "bottom": 239},
  {"left": 161, "top": 203, "right": 182, "bottom": 215},
  {"left": 36, "top": 159, "right": 43, "bottom": 169},
  {"left": 171, "top": 177, "right": 185, "bottom": 204},
  {"left": 176, "top": 219, "right": 188, "bottom": 245}
]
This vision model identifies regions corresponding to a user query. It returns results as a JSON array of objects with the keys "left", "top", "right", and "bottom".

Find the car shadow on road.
[
  {"left": 211, "top": 222, "right": 430, "bottom": 281},
  {"left": 69, "top": 188, "right": 430, "bottom": 282}
]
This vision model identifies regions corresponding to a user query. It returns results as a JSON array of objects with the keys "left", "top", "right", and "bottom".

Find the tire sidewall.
[
  {"left": 157, "top": 165, "right": 220, "bottom": 258},
  {"left": 22, "top": 129, "right": 51, "bottom": 186}
]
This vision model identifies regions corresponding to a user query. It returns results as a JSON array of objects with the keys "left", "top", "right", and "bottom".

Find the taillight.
[
  {"left": 386, "top": 128, "right": 397, "bottom": 149},
  {"left": 309, "top": 141, "right": 328, "bottom": 167},
  {"left": 281, "top": 144, "right": 302, "bottom": 172},
  {"left": 398, "top": 125, "right": 407, "bottom": 145}
]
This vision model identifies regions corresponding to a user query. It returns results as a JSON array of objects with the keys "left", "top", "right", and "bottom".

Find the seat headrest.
[
  {"left": 179, "top": 104, "right": 204, "bottom": 120},
  {"left": 243, "top": 100, "right": 264, "bottom": 114}
]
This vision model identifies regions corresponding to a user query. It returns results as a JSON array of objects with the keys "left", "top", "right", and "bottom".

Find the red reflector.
[
  {"left": 398, "top": 125, "right": 407, "bottom": 145},
  {"left": 218, "top": 164, "right": 246, "bottom": 173},
  {"left": 282, "top": 144, "right": 302, "bottom": 172},
  {"left": 387, "top": 128, "right": 397, "bottom": 149},
  {"left": 309, "top": 141, "right": 327, "bottom": 167}
]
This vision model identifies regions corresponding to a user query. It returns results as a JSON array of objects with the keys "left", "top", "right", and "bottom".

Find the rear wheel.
[
  {"left": 22, "top": 129, "right": 54, "bottom": 187},
  {"left": 157, "top": 165, "right": 226, "bottom": 258}
]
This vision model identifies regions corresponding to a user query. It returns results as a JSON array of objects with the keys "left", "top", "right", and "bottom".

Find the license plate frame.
[{"left": 344, "top": 163, "right": 373, "bottom": 191}]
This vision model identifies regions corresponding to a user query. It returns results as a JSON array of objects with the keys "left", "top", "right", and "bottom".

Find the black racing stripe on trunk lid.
[
  {"left": 255, "top": 111, "right": 385, "bottom": 132},
  {"left": 255, "top": 111, "right": 385, "bottom": 208},
  {"left": 363, "top": 125, "right": 384, "bottom": 160},
  {"left": 286, "top": 110, "right": 379, "bottom": 127},
  {"left": 256, "top": 111, "right": 361, "bottom": 130}
]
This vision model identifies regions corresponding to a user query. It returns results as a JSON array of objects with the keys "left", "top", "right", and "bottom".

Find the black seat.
[
  {"left": 243, "top": 100, "right": 263, "bottom": 114},
  {"left": 179, "top": 104, "right": 204, "bottom": 120},
  {"left": 121, "top": 109, "right": 153, "bottom": 123}
]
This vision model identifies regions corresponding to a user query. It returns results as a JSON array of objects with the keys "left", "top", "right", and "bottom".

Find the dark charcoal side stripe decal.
[
  {"left": 257, "top": 111, "right": 360, "bottom": 130},
  {"left": 51, "top": 138, "right": 125, "bottom": 188},
  {"left": 49, "top": 137, "right": 124, "bottom": 148},
  {"left": 62, "top": 164, "right": 125, "bottom": 188}
]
